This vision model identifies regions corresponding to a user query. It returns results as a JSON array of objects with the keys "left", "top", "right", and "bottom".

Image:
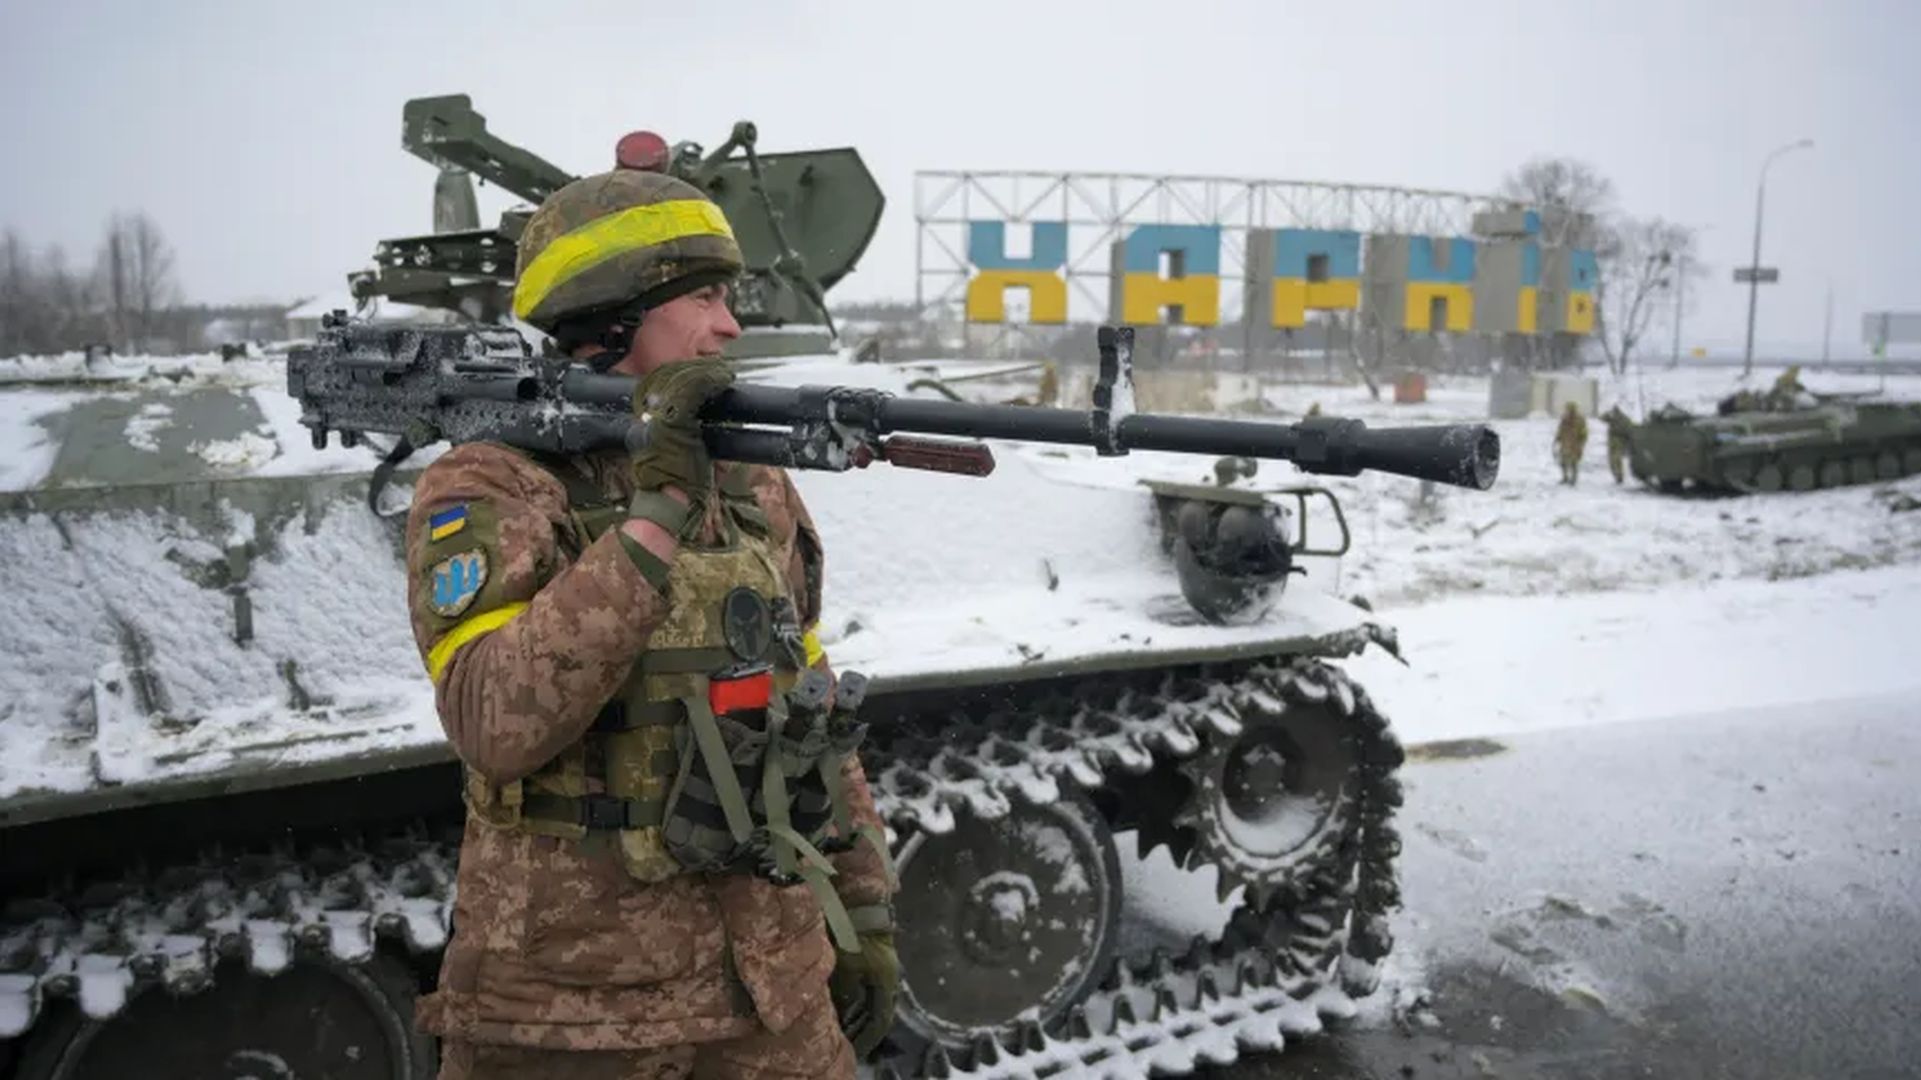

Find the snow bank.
[{"left": 1347, "top": 561, "right": 1921, "bottom": 745}]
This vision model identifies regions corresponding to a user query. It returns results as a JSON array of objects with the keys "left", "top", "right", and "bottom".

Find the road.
[{"left": 1131, "top": 692, "right": 1921, "bottom": 1080}]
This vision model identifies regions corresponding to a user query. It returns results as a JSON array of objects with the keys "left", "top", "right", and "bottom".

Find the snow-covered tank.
[
  {"left": 0, "top": 95, "right": 1442, "bottom": 1079},
  {"left": 0, "top": 345, "right": 1421, "bottom": 1078}
]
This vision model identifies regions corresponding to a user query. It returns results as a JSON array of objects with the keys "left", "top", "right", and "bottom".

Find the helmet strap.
[{"left": 590, "top": 313, "right": 643, "bottom": 373}]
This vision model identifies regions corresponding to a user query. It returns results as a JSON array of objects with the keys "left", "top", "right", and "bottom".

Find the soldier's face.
[{"left": 614, "top": 283, "right": 742, "bottom": 376}]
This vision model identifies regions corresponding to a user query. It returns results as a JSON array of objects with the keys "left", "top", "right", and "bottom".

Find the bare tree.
[
  {"left": 0, "top": 230, "right": 30, "bottom": 355},
  {"left": 1593, "top": 217, "right": 1701, "bottom": 374},
  {"left": 1498, "top": 159, "right": 1617, "bottom": 369},
  {"left": 97, "top": 212, "right": 178, "bottom": 353},
  {"left": 1499, "top": 157, "right": 1617, "bottom": 224},
  {"left": 1500, "top": 158, "right": 1704, "bottom": 373},
  {"left": 45, "top": 244, "right": 105, "bottom": 352}
]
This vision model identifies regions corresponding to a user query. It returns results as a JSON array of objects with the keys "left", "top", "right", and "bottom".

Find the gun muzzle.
[{"left": 1335, "top": 422, "right": 1501, "bottom": 490}]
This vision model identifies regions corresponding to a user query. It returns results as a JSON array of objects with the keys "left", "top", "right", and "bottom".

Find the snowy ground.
[{"left": 1208, "top": 691, "right": 1921, "bottom": 1080}]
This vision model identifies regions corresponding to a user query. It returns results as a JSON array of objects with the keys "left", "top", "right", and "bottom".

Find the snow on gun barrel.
[{"left": 288, "top": 319, "right": 1501, "bottom": 490}]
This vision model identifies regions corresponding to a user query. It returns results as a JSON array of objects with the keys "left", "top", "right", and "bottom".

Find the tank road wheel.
[
  {"left": 1904, "top": 445, "right": 1921, "bottom": 476},
  {"left": 893, "top": 793, "right": 1123, "bottom": 1049},
  {"left": 1754, "top": 460, "right": 1785, "bottom": 492},
  {"left": 1877, "top": 451, "right": 1903, "bottom": 480},
  {"left": 1849, "top": 457, "right": 1878, "bottom": 485},
  {"left": 1175, "top": 667, "right": 1363, "bottom": 911},
  {"left": 1789, "top": 461, "right": 1818, "bottom": 492},
  {"left": 13, "top": 954, "right": 435, "bottom": 1080},
  {"left": 1720, "top": 458, "right": 1757, "bottom": 490},
  {"left": 1818, "top": 459, "right": 1847, "bottom": 489}
]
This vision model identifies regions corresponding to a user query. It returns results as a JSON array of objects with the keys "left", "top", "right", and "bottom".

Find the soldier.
[
  {"left": 1769, "top": 364, "right": 1809, "bottom": 410},
  {"left": 1601, "top": 404, "right": 1633, "bottom": 484},
  {"left": 1554, "top": 400, "right": 1588, "bottom": 485},
  {"left": 406, "top": 167, "right": 897, "bottom": 1079}
]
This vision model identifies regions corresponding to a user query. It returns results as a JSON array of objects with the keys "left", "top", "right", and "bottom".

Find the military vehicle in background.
[
  {"left": 0, "top": 99, "right": 1441, "bottom": 1080},
  {"left": 1626, "top": 388, "right": 1921, "bottom": 493},
  {"left": 349, "top": 94, "right": 884, "bottom": 358}
]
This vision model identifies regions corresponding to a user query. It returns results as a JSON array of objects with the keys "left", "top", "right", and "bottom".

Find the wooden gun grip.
[{"left": 878, "top": 436, "right": 996, "bottom": 477}]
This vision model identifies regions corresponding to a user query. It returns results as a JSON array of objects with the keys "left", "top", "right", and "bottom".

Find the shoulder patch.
[
  {"left": 428, "top": 549, "right": 489, "bottom": 618},
  {"left": 428, "top": 504, "right": 470, "bottom": 542}
]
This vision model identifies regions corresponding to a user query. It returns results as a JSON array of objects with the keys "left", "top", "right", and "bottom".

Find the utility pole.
[
  {"left": 1742, "top": 138, "right": 1813, "bottom": 376},
  {"left": 1821, "top": 281, "right": 1833, "bottom": 364}
]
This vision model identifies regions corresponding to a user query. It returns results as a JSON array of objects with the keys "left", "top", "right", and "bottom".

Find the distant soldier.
[
  {"left": 1601, "top": 405, "right": 1633, "bottom": 484},
  {"left": 1304, "top": 402, "right": 1323, "bottom": 418},
  {"left": 1036, "top": 361, "right": 1060, "bottom": 407},
  {"left": 1554, "top": 401, "right": 1589, "bottom": 486},
  {"left": 1768, "top": 364, "right": 1809, "bottom": 410}
]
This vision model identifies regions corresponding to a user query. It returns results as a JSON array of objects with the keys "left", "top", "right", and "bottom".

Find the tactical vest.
[{"left": 460, "top": 455, "right": 873, "bottom": 948}]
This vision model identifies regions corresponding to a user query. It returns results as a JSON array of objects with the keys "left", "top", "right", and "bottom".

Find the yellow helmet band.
[{"left": 512, "top": 199, "right": 735, "bottom": 321}]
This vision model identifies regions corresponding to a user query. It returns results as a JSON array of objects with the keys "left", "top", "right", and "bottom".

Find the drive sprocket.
[{"left": 1170, "top": 664, "right": 1366, "bottom": 911}]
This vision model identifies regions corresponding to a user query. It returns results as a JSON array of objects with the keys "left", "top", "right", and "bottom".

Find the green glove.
[
  {"left": 829, "top": 930, "right": 899, "bottom": 1058},
  {"left": 628, "top": 358, "right": 735, "bottom": 502}
]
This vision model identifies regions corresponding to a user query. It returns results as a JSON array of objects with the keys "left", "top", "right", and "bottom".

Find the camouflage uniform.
[
  {"left": 406, "top": 443, "right": 891, "bottom": 1076},
  {"left": 1601, "top": 406, "right": 1633, "bottom": 484},
  {"left": 1554, "top": 403, "right": 1588, "bottom": 485},
  {"left": 1768, "top": 365, "right": 1808, "bottom": 410}
]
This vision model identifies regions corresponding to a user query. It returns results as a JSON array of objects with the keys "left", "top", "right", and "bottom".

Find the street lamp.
[{"left": 1741, "top": 138, "right": 1813, "bottom": 375}]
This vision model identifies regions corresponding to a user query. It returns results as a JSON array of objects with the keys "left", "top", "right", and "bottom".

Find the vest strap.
[
  {"left": 523, "top": 792, "right": 664, "bottom": 831},
  {"left": 684, "top": 695, "right": 757, "bottom": 845},
  {"left": 857, "top": 822, "right": 899, "bottom": 891},
  {"left": 799, "top": 860, "right": 860, "bottom": 953},
  {"left": 628, "top": 489, "right": 694, "bottom": 538},
  {"left": 615, "top": 530, "right": 673, "bottom": 593},
  {"left": 845, "top": 902, "right": 895, "bottom": 935},
  {"left": 591, "top": 698, "right": 683, "bottom": 732}
]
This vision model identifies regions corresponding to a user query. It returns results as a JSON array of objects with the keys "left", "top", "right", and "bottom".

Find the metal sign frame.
[{"left": 914, "top": 170, "right": 1548, "bottom": 327}]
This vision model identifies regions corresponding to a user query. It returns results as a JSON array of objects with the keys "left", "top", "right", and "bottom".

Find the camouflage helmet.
[{"left": 512, "top": 169, "right": 743, "bottom": 333}]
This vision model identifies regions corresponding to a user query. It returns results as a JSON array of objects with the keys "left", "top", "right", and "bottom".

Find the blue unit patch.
[{"left": 429, "top": 549, "right": 488, "bottom": 618}]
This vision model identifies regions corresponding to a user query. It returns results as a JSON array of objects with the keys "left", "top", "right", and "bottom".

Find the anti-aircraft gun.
[
  {"left": 348, "top": 94, "right": 884, "bottom": 356},
  {"left": 0, "top": 318, "right": 1499, "bottom": 1078},
  {"left": 0, "top": 115, "right": 1496, "bottom": 1079}
]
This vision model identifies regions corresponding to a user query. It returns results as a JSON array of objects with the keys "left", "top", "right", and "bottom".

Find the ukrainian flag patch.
[{"left": 428, "top": 504, "right": 469, "bottom": 542}]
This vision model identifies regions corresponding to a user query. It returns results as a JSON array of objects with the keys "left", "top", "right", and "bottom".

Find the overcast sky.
[{"left": 1, "top": 0, "right": 1914, "bottom": 356}]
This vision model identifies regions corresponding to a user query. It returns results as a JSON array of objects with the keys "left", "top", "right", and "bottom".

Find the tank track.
[
  {"left": 0, "top": 830, "right": 458, "bottom": 1040},
  {"left": 0, "top": 659, "right": 1403, "bottom": 1080},
  {"left": 873, "top": 896, "right": 1366, "bottom": 1080},
  {"left": 864, "top": 658, "right": 1406, "bottom": 1076},
  {"left": 865, "top": 659, "right": 1402, "bottom": 965}
]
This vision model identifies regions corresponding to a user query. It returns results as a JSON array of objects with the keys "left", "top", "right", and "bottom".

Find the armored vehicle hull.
[
  {"left": 0, "top": 350, "right": 1410, "bottom": 1079},
  {"left": 1628, "top": 398, "right": 1921, "bottom": 493}
]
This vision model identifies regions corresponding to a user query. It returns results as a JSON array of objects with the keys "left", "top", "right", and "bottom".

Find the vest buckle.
[{"left": 578, "top": 792, "right": 636, "bottom": 830}]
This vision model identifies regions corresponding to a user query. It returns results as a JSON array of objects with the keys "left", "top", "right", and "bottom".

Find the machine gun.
[{"left": 287, "top": 318, "right": 1500, "bottom": 495}]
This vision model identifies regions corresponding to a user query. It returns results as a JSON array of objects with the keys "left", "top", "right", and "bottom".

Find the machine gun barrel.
[{"left": 564, "top": 377, "right": 1499, "bottom": 490}]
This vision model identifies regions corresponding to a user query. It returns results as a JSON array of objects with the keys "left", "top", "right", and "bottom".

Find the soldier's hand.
[
  {"left": 829, "top": 930, "right": 899, "bottom": 1058},
  {"left": 628, "top": 358, "right": 734, "bottom": 500}
]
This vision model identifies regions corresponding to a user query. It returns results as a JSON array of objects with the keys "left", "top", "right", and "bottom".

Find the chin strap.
[{"left": 585, "top": 334, "right": 631, "bottom": 373}]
